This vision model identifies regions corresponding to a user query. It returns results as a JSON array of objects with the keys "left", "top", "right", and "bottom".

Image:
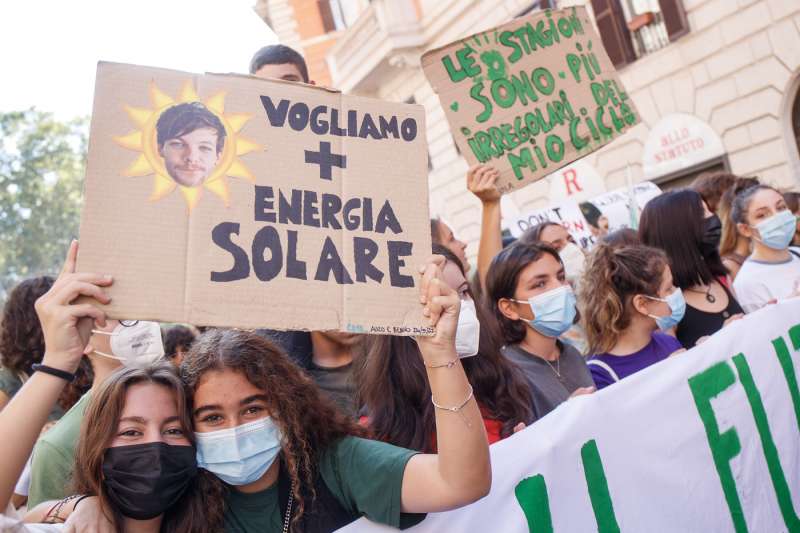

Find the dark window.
[
  {"left": 318, "top": 0, "right": 337, "bottom": 33},
  {"left": 591, "top": 0, "right": 688, "bottom": 69},
  {"left": 318, "top": 0, "right": 348, "bottom": 32}
]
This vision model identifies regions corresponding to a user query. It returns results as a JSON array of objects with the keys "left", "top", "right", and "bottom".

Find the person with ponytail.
[
  {"left": 731, "top": 184, "right": 800, "bottom": 312},
  {"left": 579, "top": 243, "right": 685, "bottom": 389},
  {"left": 486, "top": 242, "right": 594, "bottom": 419}
]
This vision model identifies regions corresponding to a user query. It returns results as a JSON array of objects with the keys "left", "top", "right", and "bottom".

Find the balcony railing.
[{"left": 326, "top": 0, "right": 426, "bottom": 95}]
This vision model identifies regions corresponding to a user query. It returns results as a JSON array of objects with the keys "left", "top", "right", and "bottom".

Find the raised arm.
[
  {"left": 0, "top": 241, "right": 110, "bottom": 510},
  {"left": 399, "top": 255, "right": 491, "bottom": 513},
  {"left": 467, "top": 164, "right": 502, "bottom": 289}
]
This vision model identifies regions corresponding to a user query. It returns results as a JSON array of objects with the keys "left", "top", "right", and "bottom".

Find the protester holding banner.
[
  {"left": 0, "top": 244, "right": 218, "bottom": 532},
  {"left": 357, "top": 245, "right": 533, "bottom": 451},
  {"left": 579, "top": 243, "right": 684, "bottom": 389},
  {"left": 486, "top": 242, "right": 594, "bottom": 419},
  {"left": 718, "top": 177, "right": 760, "bottom": 280},
  {"left": 731, "top": 185, "right": 800, "bottom": 313},
  {"left": 639, "top": 190, "right": 743, "bottom": 348}
]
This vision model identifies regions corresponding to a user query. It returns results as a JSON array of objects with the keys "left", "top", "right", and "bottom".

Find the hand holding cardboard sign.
[
  {"left": 35, "top": 240, "right": 112, "bottom": 374},
  {"left": 417, "top": 255, "right": 459, "bottom": 356}
]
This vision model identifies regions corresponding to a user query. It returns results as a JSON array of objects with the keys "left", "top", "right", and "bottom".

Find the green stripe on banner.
[
  {"left": 515, "top": 474, "right": 553, "bottom": 533},
  {"left": 773, "top": 334, "right": 800, "bottom": 434},
  {"left": 581, "top": 439, "right": 620, "bottom": 533},
  {"left": 688, "top": 361, "right": 747, "bottom": 533},
  {"left": 733, "top": 353, "right": 800, "bottom": 532}
]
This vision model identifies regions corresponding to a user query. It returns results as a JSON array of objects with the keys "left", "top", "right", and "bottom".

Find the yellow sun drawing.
[{"left": 114, "top": 80, "right": 261, "bottom": 210}]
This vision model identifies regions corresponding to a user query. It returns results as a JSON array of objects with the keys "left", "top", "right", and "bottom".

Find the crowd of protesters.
[{"left": 1, "top": 43, "right": 799, "bottom": 533}]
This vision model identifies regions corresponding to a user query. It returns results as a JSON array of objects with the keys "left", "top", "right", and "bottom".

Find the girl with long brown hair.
[
  {"left": 177, "top": 254, "right": 490, "bottom": 532},
  {"left": 356, "top": 245, "right": 534, "bottom": 452},
  {"left": 486, "top": 241, "right": 595, "bottom": 419},
  {"left": 0, "top": 242, "right": 219, "bottom": 532},
  {"left": 579, "top": 243, "right": 685, "bottom": 389}
]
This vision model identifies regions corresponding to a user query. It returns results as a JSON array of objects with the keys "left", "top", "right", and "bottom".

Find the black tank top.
[
  {"left": 277, "top": 458, "right": 359, "bottom": 533},
  {"left": 677, "top": 282, "right": 743, "bottom": 348}
]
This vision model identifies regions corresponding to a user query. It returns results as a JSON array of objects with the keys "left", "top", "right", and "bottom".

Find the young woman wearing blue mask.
[
  {"left": 639, "top": 189, "right": 744, "bottom": 348},
  {"left": 732, "top": 185, "right": 800, "bottom": 313},
  {"left": 579, "top": 243, "right": 685, "bottom": 390},
  {"left": 486, "top": 242, "right": 595, "bottom": 420},
  {"left": 0, "top": 242, "right": 219, "bottom": 532}
]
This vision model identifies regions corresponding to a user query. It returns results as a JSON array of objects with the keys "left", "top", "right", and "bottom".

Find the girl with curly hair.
[
  {"left": 579, "top": 243, "right": 685, "bottom": 389},
  {"left": 179, "top": 257, "right": 490, "bottom": 531}
]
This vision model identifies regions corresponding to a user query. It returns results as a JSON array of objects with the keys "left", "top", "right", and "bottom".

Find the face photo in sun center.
[{"left": 156, "top": 101, "right": 226, "bottom": 188}]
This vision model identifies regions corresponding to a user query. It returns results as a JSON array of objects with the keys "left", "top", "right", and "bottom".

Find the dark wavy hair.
[
  {"left": 639, "top": 189, "right": 728, "bottom": 288},
  {"left": 163, "top": 325, "right": 197, "bottom": 359},
  {"left": 1, "top": 276, "right": 54, "bottom": 377},
  {"left": 181, "top": 329, "right": 365, "bottom": 526},
  {"left": 156, "top": 102, "right": 226, "bottom": 154},
  {"left": 485, "top": 242, "right": 563, "bottom": 345},
  {"left": 355, "top": 246, "right": 535, "bottom": 452}
]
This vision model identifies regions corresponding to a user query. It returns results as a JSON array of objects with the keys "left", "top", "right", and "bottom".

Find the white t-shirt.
[{"left": 733, "top": 250, "right": 800, "bottom": 313}]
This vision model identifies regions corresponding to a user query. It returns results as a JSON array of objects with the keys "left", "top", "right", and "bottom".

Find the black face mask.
[
  {"left": 701, "top": 215, "right": 722, "bottom": 255},
  {"left": 102, "top": 442, "right": 197, "bottom": 520}
]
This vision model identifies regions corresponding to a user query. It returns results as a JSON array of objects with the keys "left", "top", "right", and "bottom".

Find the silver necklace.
[
  {"left": 282, "top": 481, "right": 295, "bottom": 533},
  {"left": 543, "top": 355, "right": 561, "bottom": 378}
]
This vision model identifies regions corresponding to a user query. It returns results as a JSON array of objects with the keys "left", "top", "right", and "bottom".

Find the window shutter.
[
  {"left": 658, "top": 0, "right": 690, "bottom": 41},
  {"left": 318, "top": 0, "right": 337, "bottom": 33},
  {"left": 590, "top": 0, "right": 636, "bottom": 69}
]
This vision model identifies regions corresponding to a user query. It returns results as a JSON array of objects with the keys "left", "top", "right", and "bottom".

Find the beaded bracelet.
[{"left": 431, "top": 385, "right": 474, "bottom": 427}]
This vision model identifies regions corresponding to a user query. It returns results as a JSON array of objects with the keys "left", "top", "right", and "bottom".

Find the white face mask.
[
  {"left": 455, "top": 299, "right": 480, "bottom": 358},
  {"left": 559, "top": 242, "right": 586, "bottom": 283},
  {"left": 91, "top": 321, "right": 165, "bottom": 367}
]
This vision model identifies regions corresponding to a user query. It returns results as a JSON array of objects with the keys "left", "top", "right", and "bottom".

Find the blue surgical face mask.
[
  {"left": 751, "top": 209, "right": 797, "bottom": 250},
  {"left": 195, "top": 417, "right": 282, "bottom": 486},
  {"left": 513, "top": 285, "right": 577, "bottom": 338},
  {"left": 644, "top": 288, "right": 686, "bottom": 331}
]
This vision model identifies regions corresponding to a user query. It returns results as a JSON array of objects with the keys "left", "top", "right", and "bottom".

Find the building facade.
[{"left": 255, "top": 0, "right": 800, "bottom": 258}]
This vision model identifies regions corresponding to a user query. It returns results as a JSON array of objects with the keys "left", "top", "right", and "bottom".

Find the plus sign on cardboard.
[{"left": 77, "top": 62, "right": 432, "bottom": 334}]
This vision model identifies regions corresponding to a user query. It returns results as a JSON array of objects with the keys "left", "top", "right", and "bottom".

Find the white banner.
[
  {"left": 340, "top": 299, "right": 800, "bottom": 532},
  {"left": 508, "top": 181, "right": 661, "bottom": 247}
]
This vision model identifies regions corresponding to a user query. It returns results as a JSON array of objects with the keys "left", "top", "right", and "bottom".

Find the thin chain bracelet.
[
  {"left": 424, "top": 357, "right": 459, "bottom": 369},
  {"left": 431, "top": 385, "right": 474, "bottom": 427}
]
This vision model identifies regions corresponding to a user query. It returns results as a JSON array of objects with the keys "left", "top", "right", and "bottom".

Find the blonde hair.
[{"left": 579, "top": 243, "right": 668, "bottom": 353}]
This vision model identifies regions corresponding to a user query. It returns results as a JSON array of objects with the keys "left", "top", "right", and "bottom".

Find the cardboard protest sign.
[
  {"left": 509, "top": 181, "right": 661, "bottom": 248},
  {"left": 422, "top": 7, "right": 639, "bottom": 194},
  {"left": 77, "top": 62, "right": 432, "bottom": 334},
  {"left": 340, "top": 299, "right": 800, "bottom": 532}
]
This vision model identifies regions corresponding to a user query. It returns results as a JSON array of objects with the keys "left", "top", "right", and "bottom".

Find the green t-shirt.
[
  {"left": 27, "top": 391, "right": 92, "bottom": 507},
  {"left": 0, "top": 366, "right": 64, "bottom": 421},
  {"left": 224, "top": 436, "right": 423, "bottom": 532}
]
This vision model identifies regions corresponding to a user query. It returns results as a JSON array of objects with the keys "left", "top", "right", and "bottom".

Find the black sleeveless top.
[
  {"left": 277, "top": 459, "right": 360, "bottom": 533},
  {"left": 676, "top": 282, "right": 743, "bottom": 348}
]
